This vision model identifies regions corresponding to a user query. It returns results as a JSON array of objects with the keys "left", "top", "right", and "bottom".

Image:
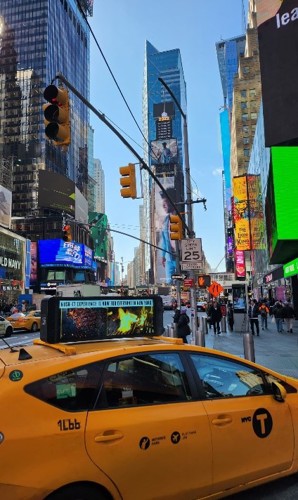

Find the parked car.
[
  {"left": 1, "top": 333, "right": 298, "bottom": 499},
  {"left": 0, "top": 316, "right": 13, "bottom": 338},
  {"left": 7, "top": 310, "right": 41, "bottom": 332}
]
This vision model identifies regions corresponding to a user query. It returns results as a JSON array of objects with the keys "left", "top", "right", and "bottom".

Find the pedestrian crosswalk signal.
[
  {"left": 119, "top": 163, "right": 137, "bottom": 198},
  {"left": 43, "top": 85, "right": 71, "bottom": 146},
  {"left": 169, "top": 215, "right": 183, "bottom": 240},
  {"left": 198, "top": 275, "right": 211, "bottom": 288}
]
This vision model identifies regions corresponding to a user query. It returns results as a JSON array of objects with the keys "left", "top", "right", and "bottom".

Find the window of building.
[
  {"left": 251, "top": 112, "right": 257, "bottom": 120},
  {"left": 242, "top": 114, "right": 248, "bottom": 122},
  {"left": 243, "top": 125, "right": 249, "bottom": 135},
  {"left": 244, "top": 148, "right": 250, "bottom": 157},
  {"left": 249, "top": 88, "right": 256, "bottom": 97},
  {"left": 243, "top": 66, "right": 250, "bottom": 74},
  {"left": 241, "top": 89, "right": 247, "bottom": 98},
  {"left": 241, "top": 102, "right": 247, "bottom": 109},
  {"left": 243, "top": 137, "right": 250, "bottom": 145}
]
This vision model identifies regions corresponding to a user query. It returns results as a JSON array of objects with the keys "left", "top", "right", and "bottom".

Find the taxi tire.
[
  {"left": 31, "top": 322, "right": 38, "bottom": 332},
  {"left": 4, "top": 326, "right": 13, "bottom": 338},
  {"left": 47, "top": 483, "right": 110, "bottom": 500}
]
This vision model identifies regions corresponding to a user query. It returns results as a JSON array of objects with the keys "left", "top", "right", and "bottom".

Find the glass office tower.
[
  {"left": 142, "top": 41, "right": 186, "bottom": 285},
  {"left": 0, "top": 0, "right": 92, "bottom": 217}
]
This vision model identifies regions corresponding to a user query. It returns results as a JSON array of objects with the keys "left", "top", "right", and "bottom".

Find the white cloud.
[{"left": 212, "top": 168, "right": 222, "bottom": 176}]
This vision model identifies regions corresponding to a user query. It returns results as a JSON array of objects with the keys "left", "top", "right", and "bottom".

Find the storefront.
[
  {"left": 262, "top": 266, "right": 286, "bottom": 303},
  {"left": 0, "top": 227, "right": 26, "bottom": 305},
  {"left": 283, "top": 258, "right": 298, "bottom": 318}
]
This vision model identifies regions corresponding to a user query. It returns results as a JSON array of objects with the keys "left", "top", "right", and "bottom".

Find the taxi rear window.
[{"left": 24, "top": 362, "right": 103, "bottom": 412}]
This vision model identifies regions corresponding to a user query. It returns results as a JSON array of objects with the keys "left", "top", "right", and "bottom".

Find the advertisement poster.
[
  {"left": 235, "top": 250, "right": 246, "bottom": 279},
  {"left": 39, "top": 239, "right": 93, "bottom": 268},
  {"left": 256, "top": 0, "right": 298, "bottom": 146},
  {"left": 150, "top": 139, "right": 178, "bottom": 166},
  {"left": 233, "top": 176, "right": 250, "bottom": 250},
  {"left": 0, "top": 184, "right": 12, "bottom": 228}
]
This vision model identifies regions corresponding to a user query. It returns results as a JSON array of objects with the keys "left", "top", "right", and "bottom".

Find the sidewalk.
[{"left": 200, "top": 319, "right": 298, "bottom": 379}]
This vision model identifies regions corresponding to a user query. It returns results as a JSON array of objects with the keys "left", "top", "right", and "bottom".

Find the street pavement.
[{"left": 197, "top": 316, "right": 298, "bottom": 379}]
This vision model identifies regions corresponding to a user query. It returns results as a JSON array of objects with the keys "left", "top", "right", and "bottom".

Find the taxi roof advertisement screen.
[{"left": 41, "top": 296, "right": 164, "bottom": 343}]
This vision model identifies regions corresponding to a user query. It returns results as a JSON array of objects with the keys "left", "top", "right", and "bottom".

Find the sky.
[{"left": 89, "top": 0, "right": 248, "bottom": 274}]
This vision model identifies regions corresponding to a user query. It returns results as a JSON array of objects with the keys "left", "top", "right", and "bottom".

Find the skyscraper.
[
  {"left": 93, "top": 158, "right": 105, "bottom": 214},
  {"left": 142, "top": 41, "right": 186, "bottom": 285},
  {"left": 0, "top": 0, "right": 92, "bottom": 218}
]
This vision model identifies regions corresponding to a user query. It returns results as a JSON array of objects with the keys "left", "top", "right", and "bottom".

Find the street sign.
[
  {"left": 171, "top": 274, "right": 186, "bottom": 280},
  {"left": 184, "top": 279, "right": 193, "bottom": 288},
  {"left": 208, "top": 281, "right": 224, "bottom": 297},
  {"left": 181, "top": 262, "right": 203, "bottom": 270},
  {"left": 181, "top": 238, "right": 203, "bottom": 264}
]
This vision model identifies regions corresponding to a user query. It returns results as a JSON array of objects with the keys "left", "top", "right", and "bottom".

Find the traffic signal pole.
[
  {"left": 52, "top": 73, "right": 190, "bottom": 237},
  {"left": 158, "top": 77, "right": 199, "bottom": 339}
]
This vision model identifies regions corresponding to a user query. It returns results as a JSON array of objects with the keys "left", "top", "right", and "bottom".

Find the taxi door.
[
  {"left": 85, "top": 351, "right": 213, "bottom": 500},
  {"left": 189, "top": 352, "right": 295, "bottom": 494}
]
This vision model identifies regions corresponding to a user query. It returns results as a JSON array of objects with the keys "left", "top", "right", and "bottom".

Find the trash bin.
[
  {"left": 221, "top": 317, "right": 227, "bottom": 333},
  {"left": 243, "top": 332, "right": 255, "bottom": 362}
]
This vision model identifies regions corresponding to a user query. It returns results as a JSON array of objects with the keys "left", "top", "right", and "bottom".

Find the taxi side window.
[
  {"left": 24, "top": 362, "right": 102, "bottom": 412},
  {"left": 190, "top": 354, "right": 267, "bottom": 399},
  {"left": 98, "top": 353, "right": 191, "bottom": 408}
]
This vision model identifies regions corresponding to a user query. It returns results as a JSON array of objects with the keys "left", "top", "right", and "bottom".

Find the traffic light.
[
  {"left": 198, "top": 275, "right": 211, "bottom": 288},
  {"left": 119, "top": 163, "right": 136, "bottom": 198},
  {"left": 62, "top": 224, "right": 72, "bottom": 242},
  {"left": 43, "top": 85, "right": 71, "bottom": 146},
  {"left": 169, "top": 215, "right": 183, "bottom": 240}
]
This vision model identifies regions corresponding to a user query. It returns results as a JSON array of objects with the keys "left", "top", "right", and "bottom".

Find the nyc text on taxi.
[{"left": 0, "top": 295, "right": 298, "bottom": 500}]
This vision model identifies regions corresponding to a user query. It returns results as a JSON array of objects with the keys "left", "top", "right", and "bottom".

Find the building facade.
[{"left": 142, "top": 41, "right": 186, "bottom": 286}]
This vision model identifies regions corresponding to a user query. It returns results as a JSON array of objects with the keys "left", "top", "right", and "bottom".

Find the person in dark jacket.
[
  {"left": 248, "top": 299, "right": 260, "bottom": 336},
  {"left": 283, "top": 301, "right": 295, "bottom": 333},
  {"left": 177, "top": 308, "right": 191, "bottom": 343},
  {"left": 209, "top": 301, "right": 222, "bottom": 334},
  {"left": 272, "top": 301, "right": 284, "bottom": 333},
  {"left": 227, "top": 302, "right": 234, "bottom": 332}
]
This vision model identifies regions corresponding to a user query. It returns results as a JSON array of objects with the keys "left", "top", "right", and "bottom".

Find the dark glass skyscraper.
[
  {"left": 142, "top": 41, "right": 186, "bottom": 285},
  {"left": 0, "top": 0, "right": 92, "bottom": 217}
]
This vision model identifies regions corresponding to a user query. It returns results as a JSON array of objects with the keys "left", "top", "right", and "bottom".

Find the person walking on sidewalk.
[
  {"left": 177, "top": 308, "right": 191, "bottom": 343},
  {"left": 259, "top": 301, "right": 269, "bottom": 330},
  {"left": 283, "top": 300, "right": 295, "bottom": 333},
  {"left": 209, "top": 301, "right": 222, "bottom": 334},
  {"left": 272, "top": 301, "right": 285, "bottom": 333},
  {"left": 248, "top": 299, "right": 260, "bottom": 336}
]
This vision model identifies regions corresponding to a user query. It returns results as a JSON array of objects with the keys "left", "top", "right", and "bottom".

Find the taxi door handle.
[
  {"left": 212, "top": 416, "right": 232, "bottom": 426},
  {"left": 94, "top": 432, "right": 124, "bottom": 443}
]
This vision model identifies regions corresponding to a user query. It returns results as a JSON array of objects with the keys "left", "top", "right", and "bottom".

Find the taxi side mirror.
[{"left": 272, "top": 381, "right": 287, "bottom": 402}]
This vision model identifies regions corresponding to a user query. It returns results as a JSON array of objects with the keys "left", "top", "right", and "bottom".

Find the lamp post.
[{"left": 158, "top": 77, "right": 199, "bottom": 338}]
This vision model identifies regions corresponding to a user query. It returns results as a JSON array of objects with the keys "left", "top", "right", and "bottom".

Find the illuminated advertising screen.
[
  {"left": 266, "top": 147, "right": 298, "bottom": 263},
  {"left": 39, "top": 239, "right": 94, "bottom": 268},
  {"left": 153, "top": 102, "right": 175, "bottom": 119},
  {"left": 235, "top": 250, "right": 246, "bottom": 279},
  {"left": 256, "top": 0, "right": 298, "bottom": 146},
  {"left": 154, "top": 175, "right": 179, "bottom": 285},
  {"left": 38, "top": 170, "right": 75, "bottom": 216},
  {"left": 0, "top": 184, "right": 12, "bottom": 228},
  {"left": 233, "top": 176, "right": 250, "bottom": 250},
  {"left": 40, "top": 296, "right": 164, "bottom": 343},
  {"left": 232, "top": 284, "right": 247, "bottom": 312},
  {"left": 150, "top": 139, "right": 178, "bottom": 166}
]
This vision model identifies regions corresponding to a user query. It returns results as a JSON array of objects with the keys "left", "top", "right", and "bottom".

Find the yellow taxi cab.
[
  {"left": 0, "top": 316, "right": 13, "bottom": 338},
  {"left": 1, "top": 295, "right": 298, "bottom": 500},
  {"left": 7, "top": 310, "right": 41, "bottom": 332}
]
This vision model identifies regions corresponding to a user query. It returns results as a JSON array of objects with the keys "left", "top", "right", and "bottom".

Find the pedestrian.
[
  {"left": 259, "top": 301, "right": 269, "bottom": 330},
  {"left": 227, "top": 302, "right": 234, "bottom": 331},
  {"left": 283, "top": 300, "right": 295, "bottom": 333},
  {"left": 248, "top": 299, "right": 260, "bottom": 336},
  {"left": 272, "top": 301, "right": 285, "bottom": 333},
  {"left": 177, "top": 307, "right": 191, "bottom": 343},
  {"left": 173, "top": 308, "right": 181, "bottom": 324},
  {"left": 208, "top": 300, "right": 222, "bottom": 334}
]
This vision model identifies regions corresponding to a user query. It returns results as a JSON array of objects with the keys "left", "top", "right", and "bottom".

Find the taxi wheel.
[
  {"left": 47, "top": 484, "right": 110, "bottom": 500},
  {"left": 31, "top": 322, "right": 38, "bottom": 332},
  {"left": 4, "top": 326, "right": 13, "bottom": 338}
]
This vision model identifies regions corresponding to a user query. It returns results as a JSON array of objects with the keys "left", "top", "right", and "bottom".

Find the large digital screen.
[
  {"left": 39, "top": 239, "right": 94, "bottom": 268},
  {"left": 38, "top": 170, "right": 75, "bottom": 215},
  {"left": 150, "top": 139, "right": 178, "bottom": 166},
  {"left": 232, "top": 284, "right": 247, "bottom": 312},
  {"left": 256, "top": 0, "right": 298, "bottom": 146},
  {"left": 40, "top": 296, "right": 164, "bottom": 343}
]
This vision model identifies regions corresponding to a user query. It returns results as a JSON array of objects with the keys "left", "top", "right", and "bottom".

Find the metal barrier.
[
  {"left": 243, "top": 332, "right": 255, "bottom": 362},
  {"left": 201, "top": 317, "right": 208, "bottom": 334},
  {"left": 221, "top": 317, "right": 227, "bottom": 333},
  {"left": 194, "top": 329, "right": 205, "bottom": 347}
]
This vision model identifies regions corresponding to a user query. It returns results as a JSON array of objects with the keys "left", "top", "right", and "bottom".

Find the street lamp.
[{"left": 158, "top": 77, "right": 199, "bottom": 337}]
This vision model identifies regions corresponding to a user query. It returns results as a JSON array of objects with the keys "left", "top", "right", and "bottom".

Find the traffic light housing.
[
  {"left": 198, "top": 275, "right": 211, "bottom": 288},
  {"left": 119, "top": 163, "right": 136, "bottom": 198},
  {"left": 62, "top": 225, "right": 72, "bottom": 242},
  {"left": 169, "top": 215, "right": 183, "bottom": 240},
  {"left": 43, "top": 85, "right": 71, "bottom": 146}
]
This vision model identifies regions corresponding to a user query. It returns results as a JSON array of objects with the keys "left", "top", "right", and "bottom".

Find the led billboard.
[
  {"left": 256, "top": 0, "right": 298, "bottom": 146},
  {"left": 266, "top": 147, "right": 298, "bottom": 263},
  {"left": 39, "top": 239, "right": 94, "bottom": 268},
  {"left": 38, "top": 170, "right": 75, "bottom": 216},
  {"left": 0, "top": 184, "right": 12, "bottom": 228},
  {"left": 150, "top": 139, "right": 178, "bottom": 166}
]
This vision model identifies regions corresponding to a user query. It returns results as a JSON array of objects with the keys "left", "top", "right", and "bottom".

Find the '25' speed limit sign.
[{"left": 181, "top": 238, "right": 202, "bottom": 262}]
